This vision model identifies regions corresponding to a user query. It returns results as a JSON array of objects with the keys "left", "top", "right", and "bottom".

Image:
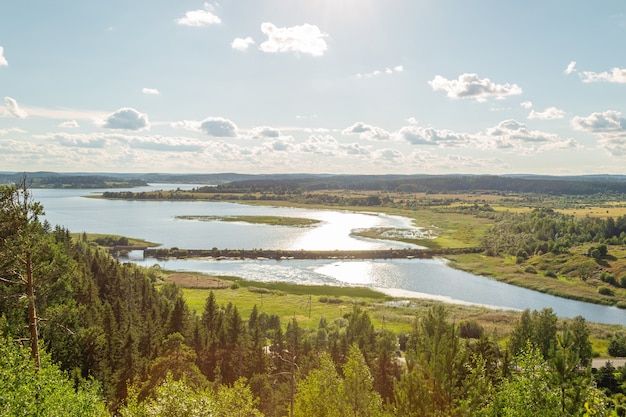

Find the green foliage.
[
  {"left": 343, "top": 344, "right": 383, "bottom": 416},
  {"left": 607, "top": 334, "right": 626, "bottom": 357},
  {"left": 598, "top": 286, "right": 615, "bottom": 296},
  {"left": 400, "top": 306, "right": 467, "bottom": 416},
  {"left": 0, "top": 330, "right": 107, "bottom": 417},
  {"left": 120, "top": 374, "right": 263, "bottom": 417},
  {"left": 1, "top": 183, "right": 621, "bottom": 416},
  {"left": 484, "top": 345, "right": 562, "bottom": 417},
  {"left": 482, "top": 207, "right": 626, "bottom": 258},
  {"left": 459, "top": 320, "right": 484, "bottom": 339},
  {"left": 294, "top": 353, "right": 346, "bottom": 417},
  {"left": 508, "top": 308, "right": 558, "bottom": 359}
]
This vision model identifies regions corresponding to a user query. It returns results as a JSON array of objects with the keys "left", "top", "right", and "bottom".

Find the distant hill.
[
  {"left": 2, "top": 172, "right": 626, "bottom": 194},
  {"left": 0, "top": 172, "right": 147, "bottom": 188}
]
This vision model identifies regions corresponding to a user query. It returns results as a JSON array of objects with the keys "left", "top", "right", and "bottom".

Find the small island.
[{"left": 175, "top": 215, "right": 320, "bottom": 227}]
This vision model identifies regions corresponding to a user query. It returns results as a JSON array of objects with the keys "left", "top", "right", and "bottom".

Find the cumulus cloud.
[
  {"left": 128, "top": 136, "right": 204, "bottom": 152},
  {"left": 263, "top": 137, "right": 294, "bottom": 152},
  {"left": 249, "top": 126, "right": 281, "bottom": 139},
  {"left": 528, "top": 107, "right": 566, "bottom": 120},
  {"left": 37, "top": 132, "right": 206, "bottom": 153},
  {"left": 356, "top": 65, "right": 404, "bottom": 79},
  {"left": 0, "top": 46, "right": 7, "bottom": 66},
  {"left": 395, "top": 119, "right": 578, "bottom": 154},
  {"left": 520, "top": 101, "right": 533, "bottom": 109},
  {"left": 199, "top": 117, "right": 238, "bottom": 137},
  {"left": 342, "top": 122, "right": 391, "bottom": 141},
  {"left": 571, "top": 110, "right": 626, "bottom": 133},
  {"left": 102, "top": 107, "right": 150, "bottom": 131},
  {"left": 396, "top": 125, "right": 469, "bottom": 146},
  {"left": 480, "top": 119, "right": 580, "bottom": 154},
  {"left": 259, "top": 22, "right": 328, "bottom": 57},
  {"left": 171, "top": 120, "right": 199, "bottom": 132},
  {"left": 231, "top": 37, "right": 255, "bottom": 51},
  {"left": 295, "top": 135, "right": 371, "bottom": 158},
  {"left": 428, "top": 73, "right": 523, "bottom": 102},
  {"left": 572, "top": 111, "right": 626, "bottom": 156},
  {"left": 58, "top": 120, "right": 80, "bottom": 128},
  {"left": 176, "top": 2, "right": 221, "bottom": 26},
  {"left": 373, "top": 148, "right": 404, "bottom": 161},
  {"left": 564, "top": 61, "right": 577, "bottom": 74},
  {"left": 142, "top": 87, "right": 160, "bottom": 95},
  {"left": 580, "top": 67, "right": 626, "bottom": 83},
  {"left": 43, "top": 132, "right": 110, "bottom": 148},
  {"left": 4, "top": 97, "right": 28, "bottom": 118}
]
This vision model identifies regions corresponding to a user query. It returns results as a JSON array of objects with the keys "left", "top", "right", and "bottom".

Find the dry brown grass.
[{"left": 165, "top": 272, "right": 231, "bottom": 289}]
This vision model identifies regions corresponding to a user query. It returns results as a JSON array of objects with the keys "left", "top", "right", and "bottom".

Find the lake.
[{"left": 32, "top": 184, "right": 626, "bottom": 326}]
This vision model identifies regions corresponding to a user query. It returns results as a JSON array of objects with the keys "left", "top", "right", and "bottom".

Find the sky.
[{"left": 1, "top": 1, "right": 626, "bottom": 175}]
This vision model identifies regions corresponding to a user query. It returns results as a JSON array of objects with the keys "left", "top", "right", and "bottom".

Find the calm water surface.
[{"left": 32, "top": 185, "right": 626, "bottom": 326}]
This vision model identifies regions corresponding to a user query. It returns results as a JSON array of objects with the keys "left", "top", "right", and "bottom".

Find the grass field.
[
  {"left": 71, "top": 232, "right": 160, "bottom": 247},
  {"left": 165, "top": 271, "right": 620, "bottom": 356},
  {"left": 176, "top": 215, "right": 320, "bottom": 227}
]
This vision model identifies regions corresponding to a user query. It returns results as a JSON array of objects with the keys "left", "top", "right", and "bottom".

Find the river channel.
[{"left": 32, "top": 184, "right": 626, "bottom": 326}]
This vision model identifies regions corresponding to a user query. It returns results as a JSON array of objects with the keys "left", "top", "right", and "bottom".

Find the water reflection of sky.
[{"left": 33, "top": 187, "right": 424, "bottom": 251}]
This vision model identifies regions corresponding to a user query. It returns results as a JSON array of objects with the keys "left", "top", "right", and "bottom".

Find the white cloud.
[
  {"left": 528, "top": 107, "right": 566, "bottom": 120},
  {"left": 564, "top": 61, "right": 577, "bottom": 75},
  {"left": 356, "top": 65, "right": 404, "bottom": 79},
  {"left": 0, "top": 46, "right": 7, "bottom": 66},
  {"left": 199, "top": 117, "right": 238, "bottom": 137},
  {"left": 428, "top": 73, "right": 523, "bottom": 102},
  {"left": 373, "top": 148, "right": 404, "bottom": 162},
  {"left": 58, "top": 120, "right": 80, "bottom": 128},
  {"left": 128, "top": 136, "right": 204, "bottom": 152},
  {"left": 395, "top": 119, "right": 578, "bottom": 154},
  {"left": 5, "top": 105, "right": 104, "bottom": 121},
  {"left": 176, "top": 3, "right": 221, "bottom": 27},
  {"left": 480, "top": 119, "right": 579, "bottom": 154},
  {"left": 249, "top": 126, "right": 281, "bottom": 139},
  {"left": 171, "top": 120, "right": 200, "bottom": 131},
  {"left": 42, "top": 132, "right": 110, "bottom": 148},
  {"left": 571, "top": 110, "right": 626, "bottom": 133},
  {"left": 4, "top": 96, "right": 28, "bottom": 118},
  {"left": 231, "top": 37, "right": 255, "bottom": 51},
  {"left": 102, "top": 107, "right": 150, "bottom": 131},
  {"left": 396, "top": 125, "right": 469, "bottom": 146},
  {"left": 0, "top": 128, "right": 26, "bottom": 136},
  {"left": 37, "top": 131, "right": 206, "bottom": 153},
  {"left": 342, "top": 122, "right": 391, "bottom": 141},
  {"left": 263, "top": 137, "right": 295, "bottom": 152},
  {"left": 520, "top": 101, "right": 533, "bottom": 109},
  {"left": 173, "top": 117, "right": 239, "bottom": 137},
  {"left": 580, "top": 67, "right": 626, "bottom": 83},
  {"left": 572, "top": 111, "right": 626, "bottom": 156},
  {"left": 259, "top": 22, "right": 328, "bottom": 57},
  {"left": 142, "top": 88, "right": 160, "bottom": 95}
]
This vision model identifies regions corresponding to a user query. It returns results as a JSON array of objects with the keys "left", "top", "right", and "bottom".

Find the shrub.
[
  {"left": 248, "top": 286, "right": 272, "bottom": 294},
  {"left": 319, "top": 296, "right": 343, "bottom": 304},
  {"left": 600, "top": 272, "right": 617, "bottom": 286},
  {"left": 230, "top": 282, "right": 240, "bottom": 290},
  {"left": 544, "top": 270, "right": 557, "bottom": 278},
  {"left": 620, "top": 275, "right": 626, "bottom": 288},
  {"left": 459, "top": 320, "right": 484, "bottom": 339},
  {"left": 608, "top": 334, "right": 626, "bottom": 357},
  {"left": 598, "top": 286, "right": 614, "bottom": 296},
  {"left": 524, "top": 265, "right": 537, "bottom": 274}
]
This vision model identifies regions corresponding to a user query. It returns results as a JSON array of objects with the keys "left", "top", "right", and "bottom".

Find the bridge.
[{"left": 108, "top": 247, "right": 480, "bottom": 260}]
